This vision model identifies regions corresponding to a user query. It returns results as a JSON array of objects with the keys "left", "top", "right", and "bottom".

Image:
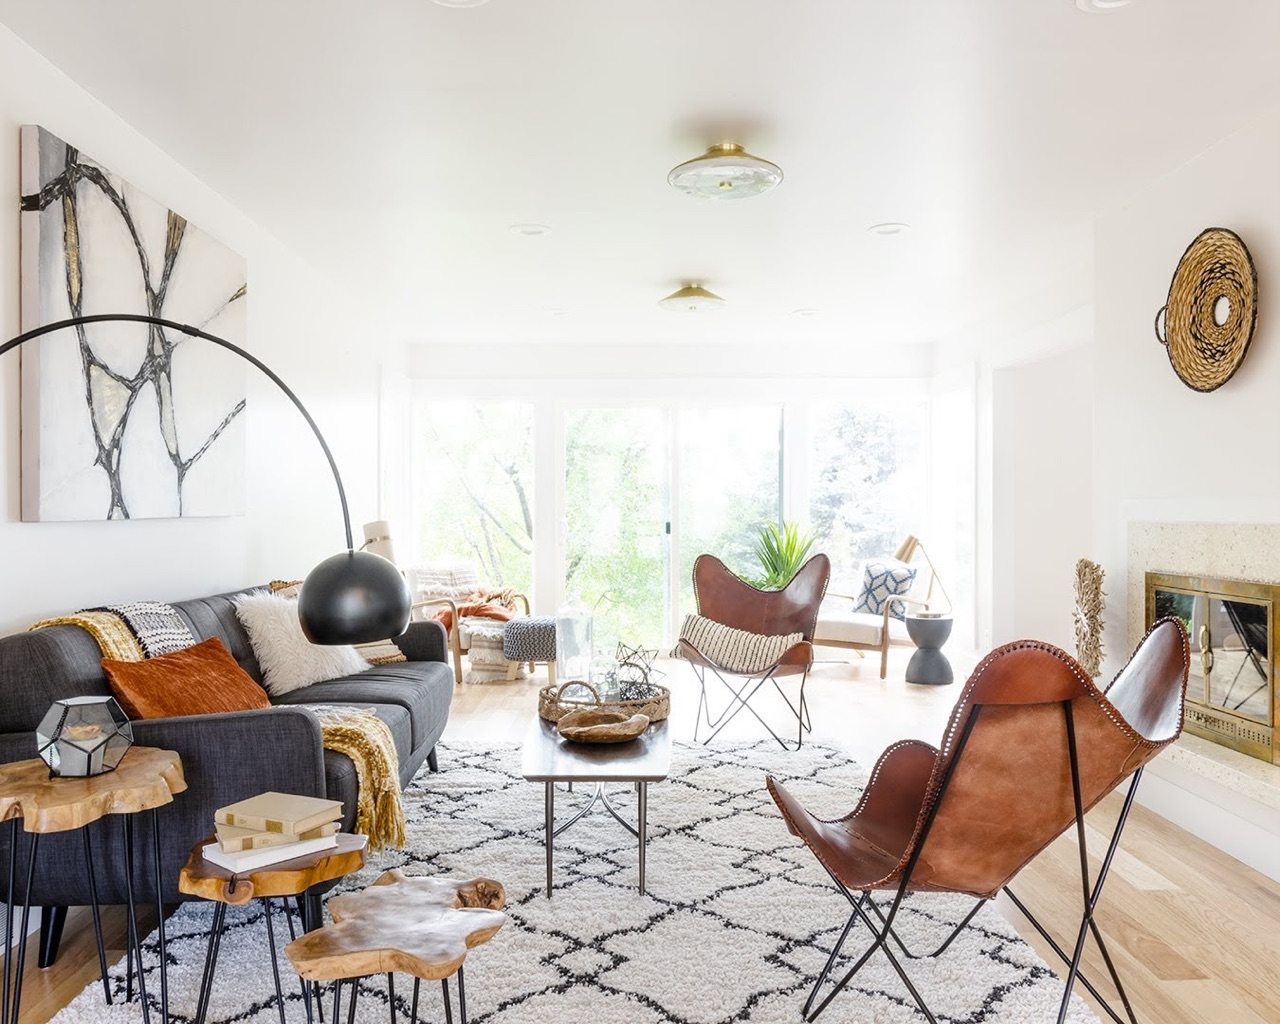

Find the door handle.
[{"left": 1199, "top": 625, "right": 1213, "bottom": 674}]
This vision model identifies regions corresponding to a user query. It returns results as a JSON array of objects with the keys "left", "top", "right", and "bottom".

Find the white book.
[{"left": 201, "top": 833, "right": 339, "bottom": 873}]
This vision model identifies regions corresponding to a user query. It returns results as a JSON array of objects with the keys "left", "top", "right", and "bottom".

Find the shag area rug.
[{"left": 51, "top": 742, "right": 1099, "bottom": 1023}]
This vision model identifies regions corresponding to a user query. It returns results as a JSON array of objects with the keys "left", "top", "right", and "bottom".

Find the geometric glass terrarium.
[{"left": 36, "top": 696, "right": 133, "bottom": 777}]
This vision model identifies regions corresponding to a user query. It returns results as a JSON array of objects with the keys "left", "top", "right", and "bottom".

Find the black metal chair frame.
[
  {"left": 802, "top": 700, "right": 1144, "bottom": 1024},
  {"left": 691, "top": 658, "right": 813, "bottom": 751}
]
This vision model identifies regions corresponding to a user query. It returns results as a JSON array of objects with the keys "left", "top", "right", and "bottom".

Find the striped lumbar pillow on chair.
[{"left": 678, "top": 614, "right": 803, "bottom": 674}]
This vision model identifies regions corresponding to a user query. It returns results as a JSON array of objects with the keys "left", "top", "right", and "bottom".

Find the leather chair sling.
[
  {"left": 767, "top": 617, "right": 1189, "bottom": 1023},
  {"left": 677, "top": 553, "right": 830, "bottom": 750}
]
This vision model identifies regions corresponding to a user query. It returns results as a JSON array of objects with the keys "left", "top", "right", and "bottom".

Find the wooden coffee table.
[{"left": 520, "top": 716, "right": 671, "bottom": 897}]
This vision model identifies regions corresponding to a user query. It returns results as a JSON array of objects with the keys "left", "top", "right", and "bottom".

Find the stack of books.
[{"left": 202, "top": 792, "right": 344, "bottom": 873}]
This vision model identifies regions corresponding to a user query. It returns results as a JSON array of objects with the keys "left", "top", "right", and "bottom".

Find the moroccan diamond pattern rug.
[{"left": 51, "top": 741, "right": 1099, "bottom": 1024}]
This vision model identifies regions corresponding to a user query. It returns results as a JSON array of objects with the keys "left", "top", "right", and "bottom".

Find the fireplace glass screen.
[{"left": 1148, "top": 573, "right": 1277, "bottom": 762}]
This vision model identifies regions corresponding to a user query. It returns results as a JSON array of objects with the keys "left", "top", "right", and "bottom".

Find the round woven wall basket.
[{"left": 1154, "top": 227, "right": 1257, "bottom": 392}]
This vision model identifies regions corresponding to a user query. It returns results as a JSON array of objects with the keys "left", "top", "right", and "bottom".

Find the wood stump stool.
[
  {"left": 178, "top": 833, "right": 368, "bottom": 1024},
  {"left": 284, "top": 870, "right": 506, "bottom": 1024}
]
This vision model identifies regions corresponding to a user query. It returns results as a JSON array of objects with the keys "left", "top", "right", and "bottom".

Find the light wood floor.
[{"left": 15, "top": 647, "right": 1280, "bottom": 1023}]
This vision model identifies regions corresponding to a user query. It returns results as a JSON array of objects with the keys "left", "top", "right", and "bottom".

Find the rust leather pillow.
[{"left": 102, "top": 637, "right": 272, "bottom": 719}]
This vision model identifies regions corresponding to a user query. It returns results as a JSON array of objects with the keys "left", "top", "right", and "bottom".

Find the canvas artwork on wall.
[{"left": 19, "top": 124, "right": 248, "bottom": 521}]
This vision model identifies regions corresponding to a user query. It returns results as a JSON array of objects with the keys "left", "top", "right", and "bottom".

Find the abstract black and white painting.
[{"left": 19, "top": 125, "right": 248, "bottom": 521}]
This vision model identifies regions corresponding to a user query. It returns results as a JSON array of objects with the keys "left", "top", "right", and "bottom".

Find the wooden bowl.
[{"left": 556, "top": 710, "right": 650, "bottom": 744}]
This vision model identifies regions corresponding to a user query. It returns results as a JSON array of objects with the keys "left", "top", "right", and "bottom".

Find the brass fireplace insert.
[{"left": 1146, "top": 572, "right": 1277, "bottom": 763}]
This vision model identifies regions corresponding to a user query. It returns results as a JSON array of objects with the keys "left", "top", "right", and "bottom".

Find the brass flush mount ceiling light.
[
  {"left": 658, "top": 284, "right": 726, "bottom": 312},
  {"left": 667, "top": 143, "right": 783, "bottom": 199}
]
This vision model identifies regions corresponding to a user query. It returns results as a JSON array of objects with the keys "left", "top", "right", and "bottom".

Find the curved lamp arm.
[{"left": 2, "top": 312, "right": 409, "bottom": 643}]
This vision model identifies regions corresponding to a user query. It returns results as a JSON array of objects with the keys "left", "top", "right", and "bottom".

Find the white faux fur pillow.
[{"left": 234, "top": 591, "right": 369, "bottom": 696}]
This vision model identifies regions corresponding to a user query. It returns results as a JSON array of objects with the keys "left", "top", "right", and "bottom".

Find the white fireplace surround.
[{"left": 1127, "top": 521, "right": 1280, "bottom": 881}]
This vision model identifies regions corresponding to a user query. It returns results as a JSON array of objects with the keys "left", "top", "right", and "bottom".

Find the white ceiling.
[{"left": 2, "top": 0, "right": 1279, "bottom": 352}]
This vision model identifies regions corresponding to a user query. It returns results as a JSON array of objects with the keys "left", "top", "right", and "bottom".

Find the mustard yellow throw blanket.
[
  {"left": 307, "top": 705, "right": 406, "bottom": 851},
  {"left": 32, "top": 610, "right": 407, "bottom": 852}
]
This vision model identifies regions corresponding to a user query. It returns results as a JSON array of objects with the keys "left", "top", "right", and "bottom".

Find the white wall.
[
  {"left": 0, "top": 26, "right": 383, "bottom": 632},
  {"left": 945, "top": 299, "right": 1094, "bottom": 655},
  {"left": 1090, "top": 104, "right": 1280, "bottom": 873},
  {"left": 1093, "top": 105, "right": 1280, "bottom": 676},
  {"left": 407, "top": 340, "right": 934, "bottom": 381},
  {"left": 990, "top": 343, "right": 1094, "bottom": 649}
]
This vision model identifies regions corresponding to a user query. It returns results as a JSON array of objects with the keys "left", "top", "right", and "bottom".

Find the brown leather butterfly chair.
[
  {"left": 767, "top": 617, "right": 1189, "bottom": 1024},
  {"left": 676, "top": 552, "right": 830, "bottom": 750}
]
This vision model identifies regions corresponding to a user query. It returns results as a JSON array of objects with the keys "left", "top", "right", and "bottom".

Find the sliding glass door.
[
  {"left": 410, "top": 388, "right": 929, "bottom": 648},
  {"left": 675, "top": 406, "right": 782, "bottom": 625},
  {"left": 563, "top": 408, "right": 670, "bottom": 648},
  {"left": 561, "top": 404, "right": 782, "bottom": 647}
]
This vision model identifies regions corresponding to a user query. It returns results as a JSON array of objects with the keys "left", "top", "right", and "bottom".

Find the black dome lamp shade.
[
  {"left": 0, "top": 313, "right": 412, "bottom": 645},
  {"left": 299, "top": 548, "right": 411, "bottom": 644}
]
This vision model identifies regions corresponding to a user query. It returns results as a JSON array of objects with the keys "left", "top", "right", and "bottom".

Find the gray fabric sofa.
[{"left": 0, "top": 585, "right": 454, "bottom": 961}]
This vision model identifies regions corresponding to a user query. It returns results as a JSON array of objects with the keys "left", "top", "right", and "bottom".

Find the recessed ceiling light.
[
  {"left": 1074, "top": 0, "right": 1136, "bottom": 11},
  {"left": 868, "top": 222, "right": 910, "bottom": 236},
  {"left": 509, "top": 223, "right": 551, "bottom": 236},
  {"left": 433, "top": 0, "right": 490, "bottom": 7},
  {"left": 668, "top": 144, "right": 783, "bottom": 200},
  {"left": 792, "top": 308, "right": 820, "bottom": 318},
  {"left": 542, "top": 306, "right": 568, "bottom": 317},
  {"left": 658, "top": 284, "right": 726, "bottom": 312}
]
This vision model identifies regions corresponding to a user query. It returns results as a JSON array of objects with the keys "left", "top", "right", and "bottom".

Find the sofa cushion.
[
  {"left": 270, "top": 662, "right": 454, "bottom": 750},
  {"left": 102, "top": 637, "right": 272, "bottom": 719},
  {"left": 813, "top": 610, "right": 911, "bottom": 646},
  {"left": 172, "top": 590, "right": 265, "bottom": 681},
  {"left": 234, "top": 591, "right": 370, "bottom": 695}
]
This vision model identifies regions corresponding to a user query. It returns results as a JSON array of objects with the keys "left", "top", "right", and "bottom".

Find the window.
[
  {"left": 413, "top": 400, "right": 533, "bottom": 593},
  {"left": 808, "top": 402, "right": 927, "bottom": 580},
  {"left": 563, "top": 408, "right": 669, "bottom": 647},
  {"left": 676, "top": 406, "right": 782, "bottom": 622}
]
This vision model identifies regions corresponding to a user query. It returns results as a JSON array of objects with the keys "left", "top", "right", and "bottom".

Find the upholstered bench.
[{"left": 502, "top": 617, "right": 557, "bottom": 684}]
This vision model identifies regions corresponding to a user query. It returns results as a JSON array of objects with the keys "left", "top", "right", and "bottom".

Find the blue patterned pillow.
[{"left": 853, "top": 559, "right": 917, "bottom": 621}]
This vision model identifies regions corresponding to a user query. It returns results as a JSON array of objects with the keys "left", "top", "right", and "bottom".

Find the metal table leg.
[
  {"left": 122, "top": 817, "right": 152, "bottom": 1024},
  {"left": 544, "top": 782, "right": 554, "bottom": 897},
  {"left": 6, "top": 830, "right": 39, "bottom": 1024},
  {"left": 263, "top": 899, "right": 287, "bottom": 1024},
  {"left": 3, "top": 818, "right": 17, "bottom": 1024},
  {"left": 193, "top": 901, "right": 227, "bottom": 1024},
  {"left": 638, "top": 782, "right": 648, "bottom": 894},
  {"left": 82, "top": 829, "right": 112, "bottom": 1005},
  {"left": 150, "top": 809, "right": 169, "bottom": 1023}
]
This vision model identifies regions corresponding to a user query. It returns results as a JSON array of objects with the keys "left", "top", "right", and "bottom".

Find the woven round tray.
[
  {"left": 537, "top": 680, "right": 671, "bottom": 724},
  {"left": 1155, "top": 227, "right": 1257, "bottom": 392}
]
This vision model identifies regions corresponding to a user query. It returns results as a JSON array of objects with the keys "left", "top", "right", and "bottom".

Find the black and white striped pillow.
[{"left": 678, "top": 614, "right": 803, "bottom": 674}]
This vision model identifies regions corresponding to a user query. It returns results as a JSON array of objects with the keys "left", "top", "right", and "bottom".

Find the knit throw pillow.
[
  {"left": 678, "top": 614, "right": 803, "bottom": 674},
  {"left": 853, "top": 558, "right": 917, "bottom": 621},
  {"left": 234, "top": 591, "right": 370, "bottom": 696}
]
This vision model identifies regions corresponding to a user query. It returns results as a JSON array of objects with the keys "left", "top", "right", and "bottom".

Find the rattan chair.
[
  {"left": 675, "top": 553, "right": 830, "bottom": 750},
  {"left": 766, "top": 617, "right": 1189, "bottom": 1023}
]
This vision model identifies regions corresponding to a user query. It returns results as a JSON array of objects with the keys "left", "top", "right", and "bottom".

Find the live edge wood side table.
[
  {"left": 285, "top": 869, "right": 506, "bottom": 1024},
  {"left": 0, "top": 745, "right": 186, "bottom": 1024},
  {"left": 178, "top": 833, "right": 367, "bottom": 1024}
]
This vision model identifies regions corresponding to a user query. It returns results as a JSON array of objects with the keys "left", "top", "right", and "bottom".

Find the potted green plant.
[{"left": 746, "top": 521, "right": 819, "bottom": 590}]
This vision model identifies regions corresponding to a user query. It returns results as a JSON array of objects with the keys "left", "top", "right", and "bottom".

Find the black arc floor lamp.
[{"left": 1, "top": 312, "right": 411, "bottom": 644}]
